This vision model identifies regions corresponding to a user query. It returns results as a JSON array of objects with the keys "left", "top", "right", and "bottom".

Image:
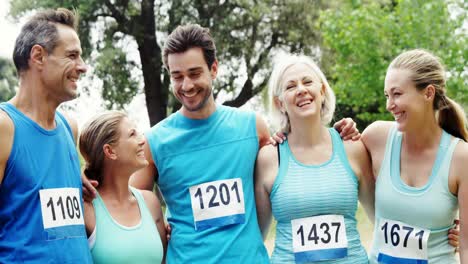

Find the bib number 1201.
[
  {"left": 189, "top": 178, "right": 245, "bottom": 230},
  {"left": 193, "top": 181, "right": 241, "bottom": 209}
]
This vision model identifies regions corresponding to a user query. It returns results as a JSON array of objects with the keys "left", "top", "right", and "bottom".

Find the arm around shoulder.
[
  {"left": 83, "top": 200, "right": 96, "bottom": 238},
  {"left": 61, "top": 112, "right": 79, "bottom": 145},
  {"left": 343, "top": 139, "right": 375, "bottom": 223},
  {"left": 255, "top": 113, "right": 270, "bottom": 148},
  {"left": 361, "top": 121, "right": 393, "bottom": 151},
  {"left": 452, "top": 142, "right": 468, "bottom": 263},
  {"left": 140, "top": 190, "right": 167, "bottom": 261},
  {"left": 0, "top": 111, "right": 14, "bottom": 185},
  {"left": 255, "top": 144, "right": 278, "bottom": 240}
]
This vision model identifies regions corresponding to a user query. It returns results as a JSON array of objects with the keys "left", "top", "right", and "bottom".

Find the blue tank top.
[
  {"left": 90, "top": 186, "right": 164, "bottom": 263},
  {"left": 369, "top": 126, "right": 458, "bottom": 264},
  {"left": 270, "top": 128, "right": 368, "bottom": 264},
  {"left": 146, "top": 105, "right": 269, "bottom": 264},
  {"left": 0, "top": 103, "right": 92, "bottom": 263}
]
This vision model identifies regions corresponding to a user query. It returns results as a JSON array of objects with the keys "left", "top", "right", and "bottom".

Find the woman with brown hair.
[{"left": 79, "top": 111, "right": 166, "bottom": 263}]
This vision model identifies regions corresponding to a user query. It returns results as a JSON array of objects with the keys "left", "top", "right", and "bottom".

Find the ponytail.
[{"left": 438, "top": 96, "right": 468, "bottom": 141}]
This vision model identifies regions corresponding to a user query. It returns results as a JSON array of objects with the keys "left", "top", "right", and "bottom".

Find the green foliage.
[
  {"left": 9, "top": 0, "right": 332, "bottom": 125},
  {"left": 321, "top": 0, "right": 467, "bottom": 130},
  {"left": 0, "top": 58, "right": 17, "bottom": 102},
  {"left": 95, "top": 45, "right": 139, "bottom": 109}
]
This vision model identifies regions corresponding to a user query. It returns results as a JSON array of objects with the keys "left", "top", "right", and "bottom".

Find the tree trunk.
[{"left": 136, "top": 0, "right": 167, "bottom": 127}]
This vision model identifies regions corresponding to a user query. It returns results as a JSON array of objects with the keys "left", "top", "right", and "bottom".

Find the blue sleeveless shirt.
[
  {"left": 369, "top": 126, "right": 458, "bottom": 264},
  {"left": 270, "top": 128, "right": 368, "bottom": 264},
  {"left": 146, "top": 105, "right": 269, "bottom": 264},
  {"left": 0, "top": 103, "right": 92, "bottom": 263}
]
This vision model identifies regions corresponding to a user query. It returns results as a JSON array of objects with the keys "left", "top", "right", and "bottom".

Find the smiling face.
[
  {"left": 168, "top": 47, "right": 217, "bottom": 116},
  {"left": 41, "top": 24, "right": 87, "bottom": 103},
  {"left": 384, "top": 68, "right": 428, "bottom": 132},
  {"left": 112, "top": 117, "right": 148, "bottom": 171},
  {"left": 276, "top": 63, "right": 325, "bottom": 122}
]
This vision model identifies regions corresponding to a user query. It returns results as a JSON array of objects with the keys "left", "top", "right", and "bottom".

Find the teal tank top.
[
  {"left": 369, "top": 126, "right": 458, "bottom": 264},
  {"left": 90, "top": 186, "right": 164, "bottom": 264},
  {"left": 270, "top": 128, "right": 368, "bottom": 263},
  {"left": 146, "top": 105, "right": 269, "bottom": 264}
]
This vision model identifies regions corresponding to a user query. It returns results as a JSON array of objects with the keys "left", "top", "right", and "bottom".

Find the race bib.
[
  {"left": 189, "top": 178, "right": 245, "bottom": 230},
  {"left": 39, "top": 188, "right": 84, "bottom": 229},
  {"left": 376, "top": 218, "right": 430, "bottom": 264},
  {"left": 291, "top": 215, "right": 348, "bottom": 263}
]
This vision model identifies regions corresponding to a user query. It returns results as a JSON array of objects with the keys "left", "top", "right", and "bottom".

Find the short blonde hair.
[{"left": 268, "top": 54, "right": 336, "bottom": 133}]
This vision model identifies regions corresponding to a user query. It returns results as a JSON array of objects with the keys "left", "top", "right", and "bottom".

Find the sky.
[
  {"left": 0, "top": 1, "right": 152, "bottom": 131},
  {"left": 0, "top": 1, "right": 21, "bottom": 58},
  {"left": 0, "top": 0, "right": 264, "bottom": 131}
]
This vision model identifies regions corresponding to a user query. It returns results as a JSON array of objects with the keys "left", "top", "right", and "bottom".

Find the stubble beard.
[{"left": 184, "top": 86, "right": 213, "bottom": 112}]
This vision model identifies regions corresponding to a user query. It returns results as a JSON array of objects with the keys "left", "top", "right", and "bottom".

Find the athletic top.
[
  {"left": 270, "top": 128, "right": 368, "bottom": 263},
  {"left": 90, "top": 186, "right": 164, "bottom": 264},
  {"left": 0, "top": 102, "right": 92, "bottom": 263},
  {"left": 146, "top": 105, "right": 269, "bottom": 264},
  {"left": 369, "top": 126, "right": 458, "bottom": 264}
]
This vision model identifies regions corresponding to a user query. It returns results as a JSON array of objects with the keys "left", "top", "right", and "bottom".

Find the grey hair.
[
  {"left": 268, "top": 54, "right": 336, "bottom": 133},
  {"left": 13, "top": 8, "right": 78, "bottom": 74}
]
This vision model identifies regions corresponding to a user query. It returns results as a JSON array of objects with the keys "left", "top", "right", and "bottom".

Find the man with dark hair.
[
  {"left": 83, "top": 24, "right": 358, "bottom": 263},
  {"left": 126, "top": 24, "right": 357, "bottom": 263},
  {"left": 132, "top": 24, "right": 272, "bottom": 263},
  {"left": 0, "top": 8, "right": 92, "bottom": 263}
]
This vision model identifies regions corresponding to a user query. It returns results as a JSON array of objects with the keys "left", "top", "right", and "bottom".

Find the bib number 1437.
[
  {"left": 291, "top": 215, "right": 348, "bottom": 263},
  {"left": 377, "top": 218, "right": 430, "bottom": 264}
]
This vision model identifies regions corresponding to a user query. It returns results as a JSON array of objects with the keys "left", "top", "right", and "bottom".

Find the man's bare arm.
[{"left": 0, "top": 111, "right": 14, "bottom": 185}]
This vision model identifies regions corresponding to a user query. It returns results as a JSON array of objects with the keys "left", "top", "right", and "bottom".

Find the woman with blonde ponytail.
[
  {"left": 363, "top": 49, "right": 468, "bottom": 263},
  {"left": 79, "top": 111, "right": 166, "bottom": 263}
]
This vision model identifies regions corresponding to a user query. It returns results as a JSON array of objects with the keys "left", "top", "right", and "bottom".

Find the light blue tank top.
[
  {"left": 369, "top": 126, "right": 459, "bottom": 264},
  {"left": 146, "top": 105, "right": 269, "bottom": 264},
  {"left": 0, "top": 102, "right": 92, "bottom": 263},
  {"left": 90, "top": 186, "right": 164, "bottom": 264},
  {"left": 270, "top": 128, "right": 368, "bottom": 263}
]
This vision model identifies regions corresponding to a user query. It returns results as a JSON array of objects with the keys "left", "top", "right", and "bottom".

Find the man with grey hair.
[{"left": 0, "top": 8, "right": 92, "bottom": 263}]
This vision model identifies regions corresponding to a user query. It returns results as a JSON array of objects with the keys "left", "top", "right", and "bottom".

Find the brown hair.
[
  {"left": 163, "top": 24, "right": 217, "bottom": 70},
  {"left": 389, "top": 49, "right": 467, "bottom": 141},
  {"left": 13, "top": 8, "right": 79, "bottom": 73},
  {"left": 79, "top": 111, "right": 127, "bottom": 182}
]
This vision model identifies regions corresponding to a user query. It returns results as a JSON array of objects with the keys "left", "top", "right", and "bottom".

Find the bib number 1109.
[{"left": 39, "top": 188, "right": 84, "bottom": 229}]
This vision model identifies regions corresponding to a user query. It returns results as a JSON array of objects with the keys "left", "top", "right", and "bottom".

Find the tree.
[
  {"left": 320, "top": 0, "right": 467, "bottom": 130},
  {"left": 10, "top": 0, "right": 332, "bottom": 126},
  {"left": 0, "top": 58, "right": 17, "bottom": 102}
]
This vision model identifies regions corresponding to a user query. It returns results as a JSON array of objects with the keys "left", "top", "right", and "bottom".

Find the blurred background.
[{"left": 0, "top": 0, "right": 466, "bottom": 254}]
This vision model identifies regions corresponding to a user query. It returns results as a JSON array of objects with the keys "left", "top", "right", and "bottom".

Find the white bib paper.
[
  {"left": 39, "top": 188, "right": 84, "bottom": 229},
  {"left": 291, "top": 214, "right": 348, "bottom": 262},
  {"left": 376, "top": 218, "right": 430, "bottom": 264},
  {"left": 189, "top": 178, "right": 245, "bottom": 230}
]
